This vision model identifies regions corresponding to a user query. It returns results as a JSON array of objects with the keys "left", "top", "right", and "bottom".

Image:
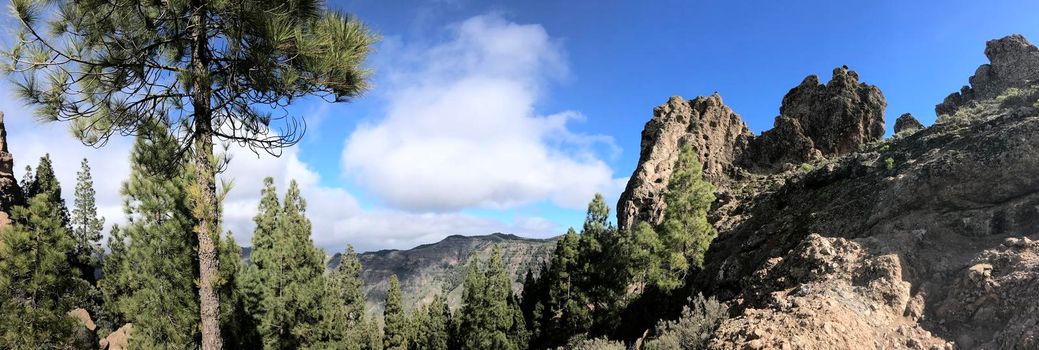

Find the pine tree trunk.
[{"left": 190, "top": 2, "right": 224, "bottom": 348}]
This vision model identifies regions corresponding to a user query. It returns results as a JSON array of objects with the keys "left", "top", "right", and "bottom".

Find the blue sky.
[{"left": 5, "top": 0, "right": 1039, "bottom": 252}]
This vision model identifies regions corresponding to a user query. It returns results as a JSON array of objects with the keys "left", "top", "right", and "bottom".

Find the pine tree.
[
  {"left": 384, "top": 275, "right": 408, "bottom": 350},
  {"left": 575, "top": 193, "right": 627, "bottom": 334},
  {"left": 100, "top": 224, "right": 128, "bottom": 330},
  {"left": 656, "top": 144, "right": 717, "bottom": 289},
  {"left": 71, "top": 158, "right": 104, "bottom": 285},
  {"left": 542, "top": 229, "right": 590, "bottom": 347},
  {"left": 313, "top": 245, "right": 370, "bottom": 349},
  {"left": 18, "top": 165, "right": 32, "bottom": 199},
  {"left": 410, "top": 294, "right": 450, "bottom": 350},
  {"left": 7, "top": 1, "right": 378, "bottom": 345},
  {"left": 456, "top": 247, "right": 527, "bottom": 350},
  {"left": 25, "top": 155, "right": 68, "bottom": 225},
  {"left": 101, "top": 127, "right": 201, "bottom": 348},
  {"left": 218, "top": 231, "right": 262, "bottom": 349},
  {"left": 242, "top": 179, "right": 326, "bottom": 349},
  {"left": 0, "top": 194, "right": 82, "bottom": 348}
]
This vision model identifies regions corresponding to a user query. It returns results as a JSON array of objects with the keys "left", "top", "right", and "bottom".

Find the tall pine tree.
[
  {"left": 242, "top": 179, "right": 327, "bottom": 349},
  {"left": 101, "top": 126, "right": 201, "bottom": 348},
  {"left": 653, "top": 144, "right": 717, "bottom": 290},
  {"left": 383, "top": 275, "right": 408, "bottom": 350},
  {"left": 313, "top": 245, "right": 372, "bottom": 349},
  {"left": 0, "top": 192, "right": 82, "bottom": 347},
  {"left": 71, "top": 158, "right": 104, "bottom": 284},
  {"left": 456, "top": 247, "right": 527, "bottom": 350},
  {"left": 410, "top": 294, "right": 450, "bottom": 350}
]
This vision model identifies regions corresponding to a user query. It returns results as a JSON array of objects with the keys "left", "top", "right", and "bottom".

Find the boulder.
[
  {"left": 894, "top": 113, "right": 924, "bottom": 134},
  {"left": 103, "top": 324, "right": 133, "bottom": 350},
  {"left": 936, "top": 34, "right": 1039, "bottom": 116},
  {"left": 68, "top": 308, "right": 98, "bottom": 350}
]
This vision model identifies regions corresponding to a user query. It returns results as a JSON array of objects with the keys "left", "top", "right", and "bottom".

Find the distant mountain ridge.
[
  {"left": 240, "top": 232, "right": 557, "bottom": 315},
  {"left": 352, "top": 232, "right": 556, "bottom": 315}
]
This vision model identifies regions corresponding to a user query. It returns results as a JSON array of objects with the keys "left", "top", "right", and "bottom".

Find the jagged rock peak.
[
  {"left": 616, "top": 93, "right": 753, "bottom": 231},
  {"left": 744, "top": 66, "right": 886, "bottom": 170},
  {"left": 936, "top": 34, "right": 1039, "bottom": 116},
  {"left": 894, "top": 113, "right": 924, "bottom": 134},
  {"left": 0, "top": 112, "right": 21, "bottom": 230}
]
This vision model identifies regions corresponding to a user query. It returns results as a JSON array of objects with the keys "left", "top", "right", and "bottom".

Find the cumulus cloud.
[
  {"left": 221, "top": 147, "right": 561, "bottom": 252},
  {"left": 342, "top": 14, "right": 626, "bottom": 212},
  {"left": 0, "top": 14, "right": 624, "bottom": 253}
]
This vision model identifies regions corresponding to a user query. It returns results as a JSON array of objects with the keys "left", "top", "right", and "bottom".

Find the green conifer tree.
[
  {"left": 242, "top": 179, "right": 326, "bottom": 349},
  {"left": 457, "top": 247, "right": 527, "bottom": 350},
  {"left": 71, "top": 158, "right": 104, "bottom": 284},
  {"left": 410, "top": 294, "right": 450, "bottom": 350},
  {"left": 101, "top": 127, "right": 201, "bottom": 348},
  {"left": 100, "top": 224, "right": 128, "bottom": 330},
  {"left": 575, "top": 194, "right": 628, "bottom": 334},
  {"left": 656, "top": 144, "right": 717, "bottom": 289},
  {"left": 218, "top": 231, "right": 262, "bottom": 349},
  {"left": 383, "top": 275, "right": 408, "bottom": 350},
  {"left": 7, "top": 1, "right": 378, "bottom": 345},
  {"left": 312, "top": 245, "right": 370, "bottom": 349},
  {"left": 0, "top": 194, "right": 82, "bottom": 348}
]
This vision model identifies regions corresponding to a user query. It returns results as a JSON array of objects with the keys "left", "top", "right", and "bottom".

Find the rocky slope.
[
  {"left": 619, "top": 35, "right": 1039, "bottom": 349},
  {"left": 350, "top": 233, "right": 556, "bottom": 314}
]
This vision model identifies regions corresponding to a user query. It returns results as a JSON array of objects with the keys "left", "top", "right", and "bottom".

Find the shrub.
[
  {"left": 559, "top": 337, "right": 627, "bottom": 350},
  {"left": 884, "top": 157, "right": 895, "bottom": 171},
  {"left": 643, "top": 294, "right": 729, "bottom": 350}
]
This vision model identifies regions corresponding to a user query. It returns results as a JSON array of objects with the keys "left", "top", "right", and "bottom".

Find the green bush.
[
  {"left": 643, "top": 294, "right": 729, "bottom": 350},
  {"left": 884, "top": 157, "right": 895, "bottom": 171},
  {"left": 558, "top": 337, "right": 627, "bottom": 350}
]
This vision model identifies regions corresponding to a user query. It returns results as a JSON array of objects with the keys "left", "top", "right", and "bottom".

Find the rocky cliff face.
[
  {"left": 0, "top": 112, "right": 23, "bottom": 230},
  {"left": 620, "top": 35, "right": 1039, "bottom": 349}
]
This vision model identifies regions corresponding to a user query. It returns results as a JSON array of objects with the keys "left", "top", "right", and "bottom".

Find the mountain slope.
[{"left": 346, "top": 233, "right": 556, "bottom": 315}]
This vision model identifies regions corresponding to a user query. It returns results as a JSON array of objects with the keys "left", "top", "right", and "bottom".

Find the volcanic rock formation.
[
  {"left": 0, "top": 112, "right": 22, "bottom": 230},
  {"left": 936, "top": 34, "right": 1039, "bottom": 116},
  {"left": 619, "top": 34, "right": 1039, "bottom": 349},
  {"left": 615, "top": 94, "right": 753, "bottom": 230},
  {"left": 894, "top": 113, "right": 925, "bottom": 134},
  {"left": 617, "top": 66, "right": 886, "bottom": 231}
]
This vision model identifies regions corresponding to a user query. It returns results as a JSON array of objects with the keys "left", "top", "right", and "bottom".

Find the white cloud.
[
  {"left": 221, "top": 146, "right": 561, "bottom": 252},
  {"left": 0, "top": 14, "right": 625, "bottom": 253},
  {"left": 342, "top": 14, "right": 625, "bottom": 212},
  {"left": 3, "top": 113, "right": 133, "bottom": 238}
]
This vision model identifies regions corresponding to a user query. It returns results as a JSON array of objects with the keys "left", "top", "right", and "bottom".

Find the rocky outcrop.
[
  {"left": 101, "top": 324, "right": 132, "bottom": 350},
  {"left": 0, "top": 112, "right": 22, "bottom": 230},
  {"left": 709, "top": 235, "right": 952, "bottom": 350},
  {"left": 936, "top": 35, "right": 1039, "bottom": 116},
  {"left": 895, "top": 113, "right": 925, "bottom": 134},
  {"left": 68, "top": 308, "right": 99, "bottom": 349},
  {"left": 616, "top": 94, "right": 753, "bottom": 230},
  {"left": 619, "top": 34, "right": 1039, "bottom": 349},
  {"left": 744, "top": 67, "right": 887, "bottom": 170},
  {"left": 617, "top": 67, "right": 885, "bottom": 231}
]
